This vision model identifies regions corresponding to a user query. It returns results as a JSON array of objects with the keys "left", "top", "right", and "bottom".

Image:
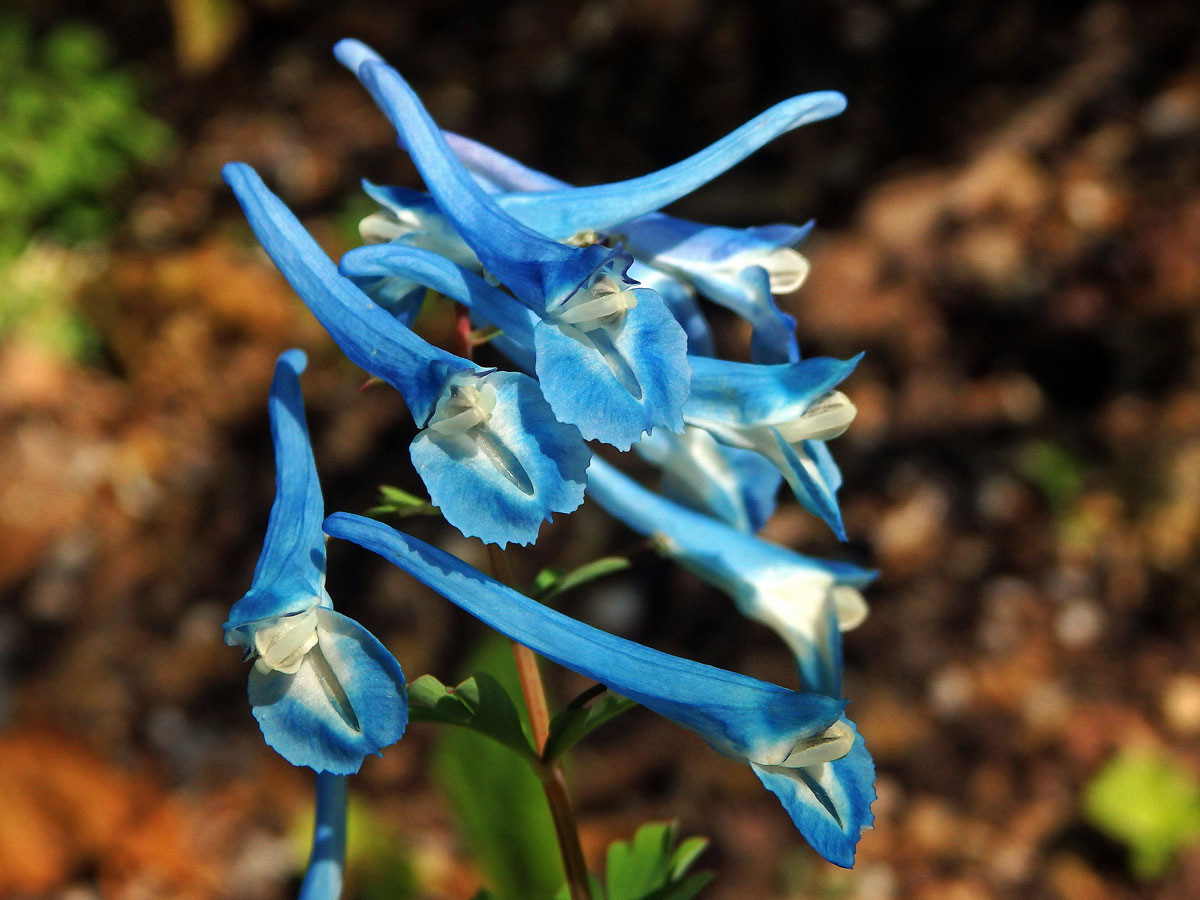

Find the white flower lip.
[
  {"left": 778, "top": 719, "right": 855, "bottom": 768},
  {"left": 250, "top": 606, "right": 321, "bottom": 675}
]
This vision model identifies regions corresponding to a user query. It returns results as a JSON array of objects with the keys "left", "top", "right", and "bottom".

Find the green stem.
[{"left": 486, "top": 544, "right": 593, "bottom": 900}]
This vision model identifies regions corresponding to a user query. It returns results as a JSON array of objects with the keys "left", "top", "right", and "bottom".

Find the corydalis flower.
[
  {"left": 223, "top": 350, "right": 407, "bottom": 774},
  {"left": 586, "top": 456, "right": 873, "bottom": 696},
  {"left": 224, "top": 163, "right": 589, "bottom": 546},
  {"left": 323, "top": 512, "right": 872, "bottom": 866},
  {"left": 686, "top": 354, "right": 862, "bottom": 539},
  {"left": 585, "top": 457, "right": 876, "bottom": 865},
  {"left": 335, "top": 46, "right": 691, "bottom": 450}
]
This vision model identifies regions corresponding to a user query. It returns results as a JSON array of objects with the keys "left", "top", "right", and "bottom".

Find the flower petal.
[
  {"left": 409, "top": 371, "right": 589, "bottom": 546},
  {"left": 479, "top": 95, "right": 848, "bottom": 241},
  {"left": 224, "top": 350, "right": 330, "bottom": 627},
  {"left": 223, "top": 162, "right": 470, "bottom": 424},
  {"left": 750, "top": 722, "right": 876, "bottom": 868},
  {"left": 248, "top": 608, "right": 407, "bottom": 774},
  {"left": 323, "top": 512, "right": 845, "bottom": 764},
  {"left": 769, "top": 432, "right": 847, "bottom": 541},
  {"left": 635, "top": 427, "right": 781, "bottom": 533},
  {"left": 339, "top": 243, "right": 537, "bottom": 347},
  {"left": 685, "top": 354, "right": 862, "bottom": 427},
  {"left": 533, "top": 287, "right": 690, "bottom": 448},
  {"left": 351, "top": 57, "right": 619, "bottom": 312}
]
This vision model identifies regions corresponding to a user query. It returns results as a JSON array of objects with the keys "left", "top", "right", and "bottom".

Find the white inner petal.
[
  {"left": 773, "top": 391, "right": 856, "bottom": 443},
  {"left": 832, "top": 585, "right": 869, "bottom": 631},
  {"left": 359, "top": 211, "right": 415, "bottom": 245},
  {"left": 758, "top": 247, "right": 810, "bottom": 294},
  {"left": 555, "top": 275, "right": 638, "bottom": 329},
  {"left": 253, "top": 607, "right": 320, "bottom": 675},
  {"left": 426, "top": 381, "right": 498, "bottom": 435},
  {"left": 780, "top": 719, "right": 855, "bottom": 768}
]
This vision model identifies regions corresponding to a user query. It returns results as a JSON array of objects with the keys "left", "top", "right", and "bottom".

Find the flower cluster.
[{"left": 223, "top": 39, "right": 876, "bottom": 886}]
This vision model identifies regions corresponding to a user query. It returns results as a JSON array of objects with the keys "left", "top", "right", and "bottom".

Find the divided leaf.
[{"left": 409, "top": 672, "right": 536, "bottom": 760}]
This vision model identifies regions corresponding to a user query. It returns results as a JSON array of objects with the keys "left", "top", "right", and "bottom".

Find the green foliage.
[
  {"left": 1083, "top": 746, "right": 1200, "bottom": 879},
  {"left": 0, "top": 15, "right": 173, "bottom": 259},
  {"left": 371, "top": 484, "right": 441, "bottom": 518},
  {"left": 533, "top": 556, "right": 632, "bottom": 603},
  {"left": 542, "top": 689, "right": 637, "bottom": 764},
  {"left": 431, "top": 636, "right": 564, "bottom": 900},
  {"left": 410, "top": 672, "right": 537, "bottom": 761},
  {"left": 602, "top": 822, "right": 711, "bottom": 900},
  {"left": 1018, "top": 439, "right": 1087, "bottom": 515}
]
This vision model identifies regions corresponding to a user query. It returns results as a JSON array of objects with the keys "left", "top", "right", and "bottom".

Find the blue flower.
[
  {"left": 686, "top": 354, "right": 863, "bottom": 539},
  {"left": 223, "top": 163, "right": 589, "bottom": 546},
  {"left": 223, "top": 350, "right": 407, "bottom": 774},
  {"left": 335, "top": 48, "right": 692, "bottom": 450},
  {"left": 323, "top": 511, "right": 872, "bottom": 866},
  {"left": 586, "top": 456, "right": 873, "bottom": 696},
  {"left": 585, "top": 457, "right": 876, "bottom": 865},
  {"left": 635, "top": 426, "right": 781, "bottom": 533},
  {"left": 338, "top": 241, "right": 687, "bottom": 451},
  {"left": 298, "top": 773, "right": 348, "bottom": 900}
]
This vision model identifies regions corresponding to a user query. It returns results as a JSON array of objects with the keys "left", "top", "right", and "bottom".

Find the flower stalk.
[{"left": 486, "top": 543, "right": 593, "bottom": 900}]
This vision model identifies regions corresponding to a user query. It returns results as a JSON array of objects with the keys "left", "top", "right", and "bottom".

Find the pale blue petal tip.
[
  {"left": 333, "top": 38, "right": 383, "bottom": 72},
  {"left": 250, "top": 608, "right": 408, "bottom": 774},
  {"left": 752, "top": 724, "right": 875, "bottom": 868},
  {"left": 410, "top": 372, "right": 589, "bottom": 545},
  {"left": 533, "top": 288, "right": 690, "bottom": 449},
  {"left": 772, "top": 431, "right": 847, "bottom": 540}
]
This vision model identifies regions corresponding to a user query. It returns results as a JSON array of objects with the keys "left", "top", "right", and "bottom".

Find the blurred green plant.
[
  {"left": 432, "top": 635, "right": 565, "bottom": 900},
  {"left": 0, "top": 14, "right": 173, "bottom": 358},
  {"left": 1018, "top": 439, "right": 1088, "bottom": 516},
  {"left": 1083, "top": 746, "right": 1200, "bottom": 879},
  {"left": 0, "top": 15, "right": 172, "bottom": 257}
]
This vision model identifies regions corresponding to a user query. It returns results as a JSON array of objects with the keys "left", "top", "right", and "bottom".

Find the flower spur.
[{"left": 222, "top": 350, "right": 408, "bottom": 774}]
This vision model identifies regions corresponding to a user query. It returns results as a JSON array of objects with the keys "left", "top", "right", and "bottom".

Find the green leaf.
[
  {"left": 433, "top": 636, "right": 564, "bottom": 900},
  {"left": 370, "top": 484, "right": 441, "bottom": 518},
  {"left": 1083, "top": 746, "right": 1200, "bottom": 879},
  {"left": 534, "top": 556, "right": 632, "bottom": 602},
  {"left": 604, "top": 822, "right": 710, "bottom": 900},
  {"left": 410, "top": 672, "right": 536, "bottom": 761},
  {"left": 542, "top": 689, "right": 638, "bottom": 763}
]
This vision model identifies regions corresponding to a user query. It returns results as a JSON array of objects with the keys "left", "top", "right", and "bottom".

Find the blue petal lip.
[
  {"left": 223, "top": 162, "right": 473, "bottom": 426},
  {"left": 409, "top": 371, "right": 590, "bottom": 547},
  {"left": 533, "top": 287, "right": 691, "bottom": 448},
  {"left": 751, "top": 720, "right": 876, "bottom": 868},
  {"left": 685, "top": 354, "right": 862, "bottom": 427},
  {"left": 323, "top": 512, "right": 846, "bottom": 764},
  {"left": 771, "top": 432, "right": 847, "bottom": 541},
  {"left": 351, "top": 58, "right": 620, "bottom": 311},
  {"left": 226, "top": 350, "right": 331, "bottom": 628},
  {"left": 247, "top": 607, "right": 408, "bottom": 774}
]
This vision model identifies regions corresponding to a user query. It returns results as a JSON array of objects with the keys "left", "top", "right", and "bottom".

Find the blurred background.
[{"left": 2, "top": 0, "right": 1199, "bottom": 898}]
